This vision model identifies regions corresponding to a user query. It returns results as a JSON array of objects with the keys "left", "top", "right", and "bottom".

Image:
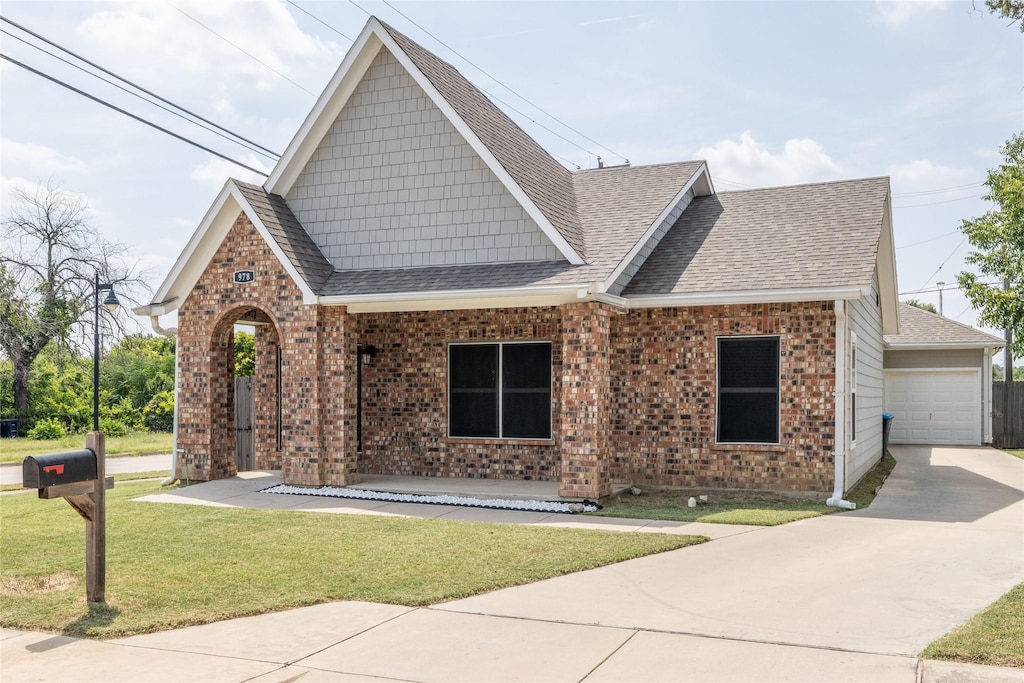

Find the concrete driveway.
[{"left": 2, "top": 445, "right": 1022, "bottom": 682}]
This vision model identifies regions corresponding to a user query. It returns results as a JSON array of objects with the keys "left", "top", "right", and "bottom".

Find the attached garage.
[
  {"left": 884, "top": 370, "right": 981, "bottom": 445},
  {"left": 883, "top": 303, "right": 1003, "bottom": 446}
]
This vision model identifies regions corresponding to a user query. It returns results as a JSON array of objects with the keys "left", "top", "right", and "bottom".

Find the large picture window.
[
  {"left": 449, "top": 342, "right": 552, "bottom": 439},
  {"left": 717, "top": 336, "right": 780, "bottom": 444}
]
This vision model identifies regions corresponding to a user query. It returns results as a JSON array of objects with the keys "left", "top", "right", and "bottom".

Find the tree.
[
  {"left": 905, "top": 299, "right": 938, "bottom": 315},
  {"left": 984, "top": 0, "right": 1024, "bottom": 30},
  {"left": 234, "top": 330, "right": 255, "bottom": 377},
  {"left": 956, "top": 133, "right": 1024, "bottom": 361},
  {"left": 0, "top": 181, "right": 142, "bottom": 420}
]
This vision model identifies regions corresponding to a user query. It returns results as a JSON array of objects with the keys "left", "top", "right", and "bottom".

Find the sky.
[{"left": 1, "top": 0, "right": 1021, "bottom": 359}]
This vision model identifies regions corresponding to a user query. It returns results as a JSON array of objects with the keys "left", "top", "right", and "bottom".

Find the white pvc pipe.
[
  {"left": 147, "top": 316, "right": 179, "bottom": 486},
  {"left": 827, "top": 300, "right": 857, "bottom": 510}
]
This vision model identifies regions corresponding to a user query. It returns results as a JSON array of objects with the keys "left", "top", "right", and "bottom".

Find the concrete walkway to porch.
[{"left": 134, "top": 470, "right": 758, "bottom": 540}]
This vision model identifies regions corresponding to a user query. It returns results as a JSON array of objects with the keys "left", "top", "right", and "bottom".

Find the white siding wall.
[
  {"left": 286, "top": 48, "right": 561, "bottom": 270},
  {"left": 608, "top": 191, "right": 694, "bottom": 295},
  {"left": 846, "top": 270, "right": 885, "bottom": 489}
]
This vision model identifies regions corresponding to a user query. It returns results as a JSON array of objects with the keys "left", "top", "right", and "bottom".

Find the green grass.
[
  {"left": 592, "top": 452, "right": 898, "bottom": 526},
  {"left": 0, "top": 433, "right": 173, "bottom": 463},
  {"left": 923, "top": 582, "right": 1024, "bottom": 668},
  {"left": 1005, "top": 450, "right": 1024, "bottom": 460},
  {"left": 0, "top": 480, "right": 704, "bottom": 639}
]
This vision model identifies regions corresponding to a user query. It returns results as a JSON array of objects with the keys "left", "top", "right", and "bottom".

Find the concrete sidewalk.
[{"left": 2, "top": 446, "right": 1022, "bottom": 682}]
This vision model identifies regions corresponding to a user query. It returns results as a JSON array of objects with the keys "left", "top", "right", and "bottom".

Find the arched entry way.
[{"left": 208, "top": 306, "right": 282, "bottom": 477}]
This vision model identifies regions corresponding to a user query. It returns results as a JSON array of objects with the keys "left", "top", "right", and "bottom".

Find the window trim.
[
  {"left": 447, "top": 340, "right": 553, "bottom": 440},
  {"left": 850, "top": 331, "right": 858, "bottom": 445},
  {"left": 715, "top": 334, "right": 782, "bottom": 446}
]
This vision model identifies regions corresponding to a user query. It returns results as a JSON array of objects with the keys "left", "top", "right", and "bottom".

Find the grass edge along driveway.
[{"left": 0, "top": 480, "right": 705, "bottom": 639}]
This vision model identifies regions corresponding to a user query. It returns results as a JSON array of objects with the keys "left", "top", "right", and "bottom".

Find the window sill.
[
  {"left": 711, "top": 442, "right": 787, "bottom": 453},
  {"left": 446, "top": 437, "right": 555, "bottom": 447}
]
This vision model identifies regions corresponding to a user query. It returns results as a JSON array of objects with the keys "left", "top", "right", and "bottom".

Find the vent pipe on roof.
[{"left": 597, "top": 156, "right": 604, "bottom": 169}]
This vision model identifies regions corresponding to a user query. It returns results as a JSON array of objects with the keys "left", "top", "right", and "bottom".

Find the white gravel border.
[{"left": 259, "top": 484, "right": 600, "bottom": 514}]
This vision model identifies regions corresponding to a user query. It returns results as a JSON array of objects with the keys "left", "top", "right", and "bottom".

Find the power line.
[
  {"left": 0, "top": 15, "right": 280, "bottom": 159},
  {"left": 895, "top": 229, "right": 961, "bottom": 250},
  {"left": 346, "top": 0, "right": 626, "bottom": 167},
  {"left": 909, "top": 235, "right": 969, "bottom": 294},
  {"left": 0, "top": 26, "right": 279, "bottom": 162},
  {"left": 164, "top": 0, "right": 317, "bottom": 97},
  {"left": 893, "top": 194, "right": 983, "bottom": 209},
  {"left": 1, "top": 53, "right": 269, "bottom": 177},
  {"left": 893, "top": 182, "right": 983, "bottom": 197},
  {"left": 286, "top": 0, "right": 354, "bottom": 42}
]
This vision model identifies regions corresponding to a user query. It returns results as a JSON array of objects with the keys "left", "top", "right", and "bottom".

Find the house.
[
  {"left": 135, "top": 17, "right": 901, "bottom": 504},
  {"left": 884, "top": 302, "right": 1003, "bottom": 446}
]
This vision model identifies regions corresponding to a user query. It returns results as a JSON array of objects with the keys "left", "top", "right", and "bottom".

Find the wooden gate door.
[{"left": 235, "top": 376, "right": 255, "bottom": 471}]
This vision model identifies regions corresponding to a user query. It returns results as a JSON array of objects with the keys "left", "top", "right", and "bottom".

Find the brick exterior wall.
[
  {"left": 610, "top": 302, "right": 837, "bottom": 492},
  {"left": 176, "top": 213, "right": 356, "bottom": 486},
  {"left": 356, "top": 308, "right": 563, "bottom": 482},
  {"left": 176, "top": 215, "right": 837, "bottom": 496}
]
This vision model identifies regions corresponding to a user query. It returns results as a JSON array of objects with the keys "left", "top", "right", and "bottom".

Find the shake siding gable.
[
  {"left": 285, "top": 47, "right": 561, "bottom": 270},
  {"left": 847, "top": 269, "right": 884, "bottom": 488}
]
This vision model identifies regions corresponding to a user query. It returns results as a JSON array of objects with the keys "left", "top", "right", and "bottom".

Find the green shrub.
[
  {"left": 99, "top": 418, "right": 130, "bottom": 437},
  {"left": 26, "top": 417, "right": 67, "bottom": 440},
  {"left": 143, "top": 390, "right": 174, "bottom": 432}
]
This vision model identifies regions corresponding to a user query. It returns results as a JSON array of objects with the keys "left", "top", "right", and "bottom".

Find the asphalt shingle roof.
[
  {"left": 234, "top": 181, "right": 334, "bottom": 293},
  {"left": 624, "top": 177, "right": 891, "bottom": 296},
  {"left": 885, "top": 302, "right": 1004, "bottom": 347},
  {"left": 379, "top": 21, "right": 587, "bottom": 260}
]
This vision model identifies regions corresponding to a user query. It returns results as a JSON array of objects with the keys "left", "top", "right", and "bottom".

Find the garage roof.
[{"left": 885, "top": 302, "right": 1004, "bottom": 349}]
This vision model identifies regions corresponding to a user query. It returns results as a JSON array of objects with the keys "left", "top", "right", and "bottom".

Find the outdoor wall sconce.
[{"left": 360, "top": 344, "right": 378, "bottom": 366}]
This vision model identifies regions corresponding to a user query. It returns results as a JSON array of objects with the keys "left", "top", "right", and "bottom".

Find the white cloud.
[
  {"left": 695, "top": 132, "right": 841, "bottom": 187},
  {"left": 1, "top": 139, "right": 88, "bottom": 175},
  {"left": 875, "top": 0, "right": 948, "bottom": 28},
  {"left": 887, "top": 159, "right": 978, "bottom": 194},
  {"left": 77, "top": 0, "right": 340, "bottom": 96},
  {"left": 190, "top": 155, "right": 271, "bottom": 190}
]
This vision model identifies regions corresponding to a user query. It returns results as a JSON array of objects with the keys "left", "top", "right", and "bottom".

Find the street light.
[
  {"left": 936, "top": 281, "right": 945, "bottom": 317},
  {"left": 94, "top": 273, "right": 120, "bottom": 432}
]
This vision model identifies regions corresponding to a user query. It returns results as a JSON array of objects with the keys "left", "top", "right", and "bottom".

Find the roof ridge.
[
  {"left": 574, "top": 159, "right": 705, "bottom": 175},
  {"left": 716, "top": 175, "right": 890, "bottom": 195}
]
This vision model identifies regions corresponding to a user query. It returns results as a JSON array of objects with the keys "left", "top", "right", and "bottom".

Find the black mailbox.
[{"left": 23, "top": 450, "right": 97, "bottom": 489}]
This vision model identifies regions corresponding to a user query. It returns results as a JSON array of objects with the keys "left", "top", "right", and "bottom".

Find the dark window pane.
[
  {"left": 450, "top": 345, "right": 497, "bottom": 389},
  {"left": 718, "top": 393, "right": 778, "bottom": 443},
  {"left": 450, "top": 391, "right": 498, "bottom": 437},
  {"left": 719, "top": 337, "right": 779, "bottom": 389},
  {"left": 503, "top": 391, "right": 551, "bottom": 439},
  {"left": 503, "top": 343, "right": 551, "bottom": 389}
]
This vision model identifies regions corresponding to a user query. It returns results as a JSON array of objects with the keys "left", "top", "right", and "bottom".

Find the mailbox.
[{"left": 23, "top": 450, "right": 97, "bottom": 489}]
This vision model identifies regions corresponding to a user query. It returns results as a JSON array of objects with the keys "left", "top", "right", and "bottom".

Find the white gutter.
[
  {"left": 827, "top": 299, "right": 856, "bottom": 510},
  {"left": 623, "top": 285, "right": 869, "bottom": 309},
  {"left": 146, "top": 315, "right": 180, "bottom": 486}
]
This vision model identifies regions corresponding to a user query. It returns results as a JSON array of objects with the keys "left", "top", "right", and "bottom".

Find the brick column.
[
  {"left": 319, "top": 306, "right": 359, "bottom": 486},
  {"left": 559, "top": 301, "right": 613, "bottom": 499}
]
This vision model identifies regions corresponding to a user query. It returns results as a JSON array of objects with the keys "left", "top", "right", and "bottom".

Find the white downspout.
[
  {"left": 148, "top": 316, "right": 180, "bottom": 486},
  {"left": 827, "top": 299, "right": 857, "bottom": 510},
  {"left": 983, "top": 347, "right": 993, "bottom": 444}
]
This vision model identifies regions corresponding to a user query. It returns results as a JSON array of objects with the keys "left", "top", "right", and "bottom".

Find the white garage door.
[{"left": 884, "top": 371, "right": 981, "bottom": 445}]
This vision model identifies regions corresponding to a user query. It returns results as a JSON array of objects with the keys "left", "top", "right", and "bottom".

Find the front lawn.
[
  {"left": 923, "top": 582, "right": 1024, "bottom": 668},
  {"left": 592, "top": 452, "right": 897, "bottom": 526},
  {"left": 0, "top": 480, "right": 704, "bottom": 639},
  {"left": 0, "top": 433, "right": 173, "bottom": 463}
]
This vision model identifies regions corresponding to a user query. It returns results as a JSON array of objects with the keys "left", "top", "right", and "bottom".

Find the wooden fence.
[{"left": 992, "top": 382, "right": 1024, "bottom": 449}]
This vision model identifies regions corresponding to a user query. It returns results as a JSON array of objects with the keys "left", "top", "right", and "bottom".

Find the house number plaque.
[{"left": 233, "top": 270, "right": 255, "bottom": 284}]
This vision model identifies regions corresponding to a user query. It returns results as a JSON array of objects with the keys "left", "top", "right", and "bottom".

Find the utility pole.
[{"left": 1005, "top": 279, "right": 1013, "bottom": 383}]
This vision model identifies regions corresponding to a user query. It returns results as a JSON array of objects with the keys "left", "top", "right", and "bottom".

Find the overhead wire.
[
  {"left": 286, "top": 0, "right": 354, "bottom": 42},
  {"left": 0, "top": 15, "right": 281, "bottom": 159},
  {"left": 0, "top": 27, "right": 280, "bottom": 162},
  {"left": 341, "top": 0, "right": 624, "bottom": 168},
  {"left": 1, "top": 53, "right": 270, "bottom": 177},
  {"left": 163, "top": 0, "right": 318, "bottom": 97}
]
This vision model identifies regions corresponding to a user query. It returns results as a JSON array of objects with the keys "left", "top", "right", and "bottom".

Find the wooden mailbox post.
[{"left": 22, "top": 431, "right": 113, "bottom": 604}]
